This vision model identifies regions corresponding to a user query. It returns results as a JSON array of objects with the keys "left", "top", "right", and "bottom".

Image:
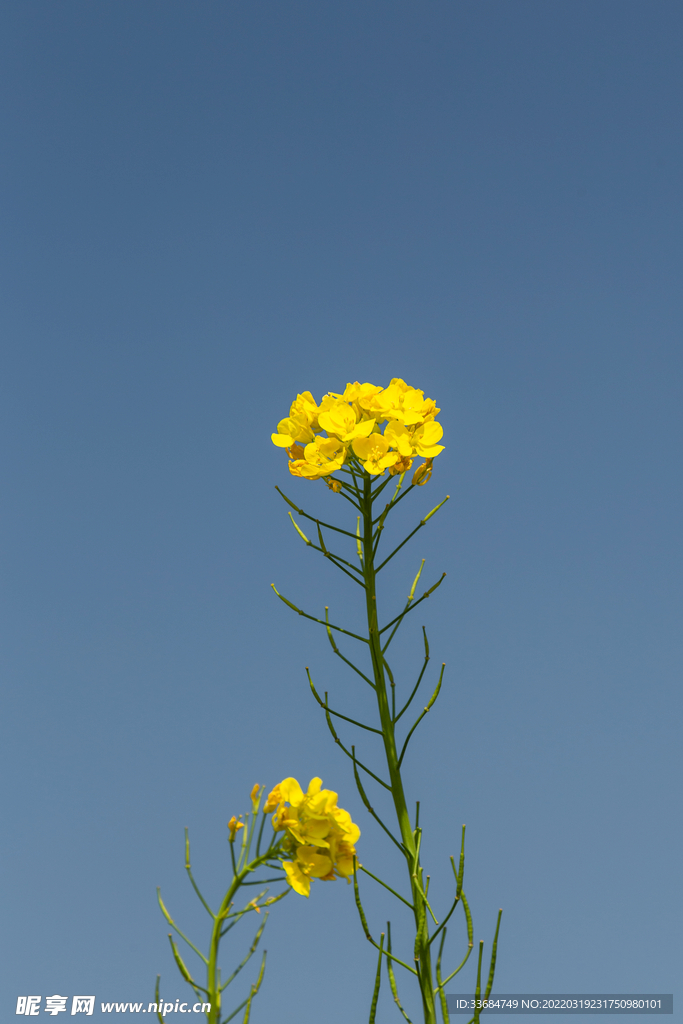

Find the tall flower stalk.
[{"left": 271, "top": 380, "right": 502, "bottom": 1024}]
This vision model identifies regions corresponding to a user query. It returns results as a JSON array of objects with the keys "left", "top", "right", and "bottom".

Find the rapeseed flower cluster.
[
  {"left": 270, "top": 379, "right": 444, "bottom": 480},
  {"left": 265, "top": 776, "right": 361, "bottom": 897}
]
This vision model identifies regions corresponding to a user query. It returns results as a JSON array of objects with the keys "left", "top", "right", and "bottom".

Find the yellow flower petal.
[
  {"left": 296, "top": 845, "right": 334, "bottom": 878},
  {"left": 278, "top": 777, "right": 305, "bottom": 806},
  {"left": 283, "top": 860, "right": 311, "bottom": 897}
]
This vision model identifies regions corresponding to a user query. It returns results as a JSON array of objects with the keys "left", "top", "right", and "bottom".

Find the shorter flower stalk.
[{"left": 158, "top": 776, "right": 357, "bottom": 1023}]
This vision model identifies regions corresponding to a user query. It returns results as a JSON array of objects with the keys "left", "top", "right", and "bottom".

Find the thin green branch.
[
  {"left": 384, "top": 656, "right": 396, "bottom": 719},
  {"left": 454, "top": 826, "right": 466, "bottom": 898},
  {"left": 380, "top": 560, "right": 425, "bottom": 651},
  {"left": 289, "top": 513, "right": 365, "bottom": 574},
  {"left": 371, "top": 480, "right": 417, "bottom": 523},
  {"left": 369, "top": 933, "right": 384, "bottom": 1024},
  {"left": 397, "top": 664, "right": 445, "bottom": 768},
  {"left": 439, "top": 893, "right": 474, "bottom": 986},
  {"left": 429, "top": 831, "right": 467, "bottom": 946},
  {"left": 307, "top": 671, "right": 383, "bottom": 734},
  {"left": 472, "top": 941, "right": 484, "bottom": 1024},
  {"left": 359, "top": 865, "right": 414, "bottom": 911},
  {"left": 394, "top": 627, "right": 431, "bottom": 724},
  {"left": 219, "top": 914, "right": 267, "bottom": 992},
  {"left": 220, "top": 949, "right": 265, "bottom": 1024},
  {"left": 372, "top": 472, "right": 410, "bottom": 554},
  {"left": 167, "top": 934, "right": 208, "bottom": 994},
  {"left": 286, "top": 512, "right": 366, "bottom": 586},
  {"left": 371, "top": 473, "right": 395, "bottom": 502},
  {"left": 322, "top": 706, "right": 392, "bottom": 790},
  {"left": 352, "top": 867, "right": 418, "bottom": 976},
  {"left": 184, "top": 830, "right": 215, "bottom": 919},
  {"left": 239, "top": 878, "right": 284, "bottom": 886},
  {"left": 157, "top": 890, "right": 209, "bottom": 965},
  {"left": 243, "top": 952, "right": 267, "bottom": 1024},
  {"left": 387, "top": 922, "right": 414, "bottom": 1023},
  {"left": 375, "top": 496, "right": 449, "bottom": 573},
  {"left": 412, "top": 873, "right": 439, "bottom": 927},
  {"left": 379, "top": 573, "right": 447, "bottom": 639},
  {"left": 484, "top": 911, "right": 503, "bottom": 1001},
  {"left": 351, "top": 747, "right": 406, "bottom": 854},
  {"left": 255, "top": 808, "right": 268, "bottom": 858},
  {"left": 274, "top": 487, "right": 358, "bottom": 537},
  {"left": 155, "top": 977, "right": 166, "bottom": 1024},
  {"left": 435, "top": 929, "right": 450, "bottom": 1024},
  {"left": 337, "top": 488, "right": 362, "bottom": 511},
  {"left": 271, "top": 585, "right": 369, "bottom": 643},
  {"left": 324, "top": 608, "right": 375, "bottom": 688}
]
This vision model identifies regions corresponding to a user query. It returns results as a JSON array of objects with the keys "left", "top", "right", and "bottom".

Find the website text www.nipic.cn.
[{"left": 16, "top": 996, "right": 211, "bottom": 1015}]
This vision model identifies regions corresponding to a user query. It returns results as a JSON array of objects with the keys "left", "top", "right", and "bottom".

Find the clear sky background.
[{"left": 1, "top": 2, "right": 681, "bottom": 1022}]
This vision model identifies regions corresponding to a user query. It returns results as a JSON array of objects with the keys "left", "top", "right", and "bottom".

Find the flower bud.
[
  {"left": 389, "top": 456, "right": 413, "bottom": 476},
  {"left": 263, "top": 784, "right": 281, "bottom": 813},
  {"left": 412, "top": 458, "right": 433, "bottom": 486},
  {"left": 227, "top": 815, "right": 245, "bottom": 842},
  {"left": 325, "top": 477, "right": 343, "bottom": 492}
]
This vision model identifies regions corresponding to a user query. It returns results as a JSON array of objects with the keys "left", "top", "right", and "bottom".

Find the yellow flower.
[
  {"left": 227, "top": 816, "right": 245, "bottom": 841},
  {"left": 282, "top": 859, "right": 311, "bottom": 896},
  {"left": 289, "top": 436, "right": 346, "bottom": 480},
  {"left": 317, "top": 399, "right": 376, "bottom": 443},
  {"left": 352, "top": 433, "right": 400, "bottom": 475},
  {"left": 327, "top": 834, "right": 358, "bottom": 878},
  {"left": 271, "top": 392, "right": 320, "bottom": 449},
  {"left": 359, "top": 383, "right": 403, "bottom": 423},
  {"left": 342, "top": 381, "right": 383, "bottom": 404},
  {"left": 383, "top": 420, "right": 414, "bottom": 458},
  {"left": 271, "top": 380, "right": 444, "bottom": 479},
  {"left": 269, "top": 775, "right": 360, "bottom": 896},
  {"left": 325, "top": 476, "right": 343, "bottom": 492},
  {"left": 289, "top": 391, "right": 320, "bottom": 429},
  {"left": 412, "top": 420, "right": 444, "bottom": 457},
  {"left": 271, "top": 415, "right": 315, "bottom": 449}
]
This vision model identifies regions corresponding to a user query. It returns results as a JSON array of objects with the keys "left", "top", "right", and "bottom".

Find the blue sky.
[{"left": 1, "top": 2, "right": 680, "bottom": 1021}]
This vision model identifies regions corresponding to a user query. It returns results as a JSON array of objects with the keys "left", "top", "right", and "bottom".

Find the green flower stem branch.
[
  {"left": 273, "top": 463, "right": 502, "bottom": 1024},
  {"left": 156, "top": 787, "right": 289, "bottom": 1024}
]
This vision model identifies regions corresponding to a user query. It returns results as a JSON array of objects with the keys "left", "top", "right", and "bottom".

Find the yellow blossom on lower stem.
[
  {"left": 269, "top": 775, "right": 360, "bottom": 895},
  {"left": 282, "top": 859, "right": 311, "bottom": 897},
  {"left": 227, "top": 816, "right": 244, "bottom": 841}
]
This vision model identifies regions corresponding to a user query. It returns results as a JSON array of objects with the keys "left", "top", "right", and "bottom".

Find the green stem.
[
  {"left": 360, "top": 473, "right": 438, "bottom": 1024},
  {"left": 205, "top": 845, "right": 281, "bottom": 1024}
]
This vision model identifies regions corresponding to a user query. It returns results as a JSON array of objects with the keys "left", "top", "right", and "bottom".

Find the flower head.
[
  {"left": 271, "top": 380, "right": 444, "bottom": 480},
  {"left": 268, "top": 776, "right": 360, "bottom": 896}
]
